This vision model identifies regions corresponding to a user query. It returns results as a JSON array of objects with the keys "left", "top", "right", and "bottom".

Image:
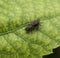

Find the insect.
[{"left": 25, "top": 19, "right": 40, "bottom": 33}]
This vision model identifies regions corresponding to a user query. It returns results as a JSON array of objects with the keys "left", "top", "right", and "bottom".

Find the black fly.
[{"left": 25, "top": 19, "right": 40, "bottom": 33}]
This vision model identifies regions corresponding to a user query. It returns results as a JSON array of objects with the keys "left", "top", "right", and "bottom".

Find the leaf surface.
[{"left": 0, "top": 0, "right": 60, "bottom": 58}]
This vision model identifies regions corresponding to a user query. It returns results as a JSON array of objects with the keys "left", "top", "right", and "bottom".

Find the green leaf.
[{"left": 0, "top": 0, "right": 60, "bottom": 58}]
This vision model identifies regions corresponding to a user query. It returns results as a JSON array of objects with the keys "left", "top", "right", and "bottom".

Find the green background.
[{"left": 0, "top": 0, "right": 60, "bottom": 58}]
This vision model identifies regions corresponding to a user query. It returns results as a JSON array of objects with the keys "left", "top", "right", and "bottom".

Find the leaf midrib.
[{"left": 0, "top": 13, "right": 60, "bottom": 36}]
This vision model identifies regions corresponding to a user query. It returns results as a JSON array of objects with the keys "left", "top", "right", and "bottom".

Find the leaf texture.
[{"left": 0, "top": 0, "right": 60, "bottom": 58}]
